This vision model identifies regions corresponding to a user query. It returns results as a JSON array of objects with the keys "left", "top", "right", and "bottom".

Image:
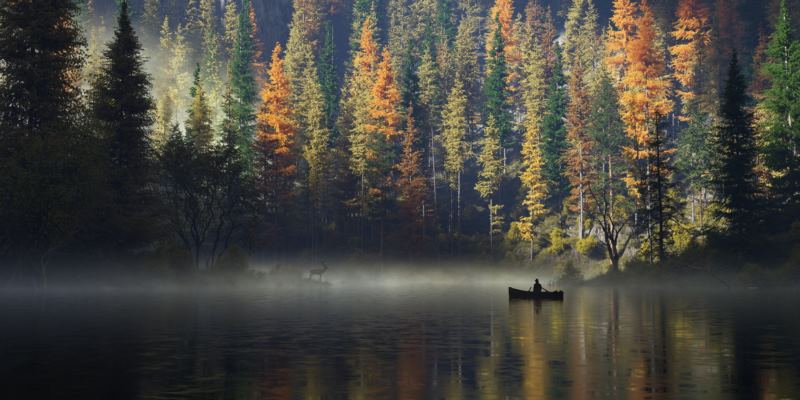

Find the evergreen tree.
[
  {"left": 417, "top": 43, "right": 443, "bottom": 212},
  {"left": 486, "top": 0, "right": 519, "bottom": 90},
  {"left": 349, "top": 0, "right": 376, "bottom": 60},
  {"left": 643, "top": 119, "right": 677, "bottom": 263},
  {"left": 229, "top": 0, "right": 259, "bottom": 161},
  {"left": 223, "top": 0, "right": 239, "bottom": 57},
  {"left": 341, "top": 17, "right": 381, "bottom": 230},
  {"left": 90, "top": 0, "right": 155, "bottom": 249},
  {"left": 185, "top": 0, "right": 202, "bottom": 51},
  {"left": 541, "top": 46, "right": 570, "bottom": 209},
  {"left": 562, "top": 0, "right": 599, "bottom": 79},
  {"left": 762, "top": 0, "right": 800, "bottom": 213},
  {"left": 0, "top": 0, "right": 97, "bottom": 278},
  {"left": 524, "top": 1, "right": 557, "bottom": 79},
  {"left": 676, "top": 106, "right": 713, "bottom": 226},
  {"left": 285, "top": 0, "right": 325, "bottom": 102},
  {"left": 714, "top": 52, "right": 760, "bottom": 235},
  {"left": 186, "top": 64, "right": 214, "bottom": 150},
  {"left": 518, "top": 25, "right": 548, "bottom": 259},
  {"left": 319, "top": 22, "right": 339, "bottom": 129},
  {"left": 476, "top": 115, "right": 504, "bottom": 252},
  {"left": 484, "top": 22, "right": 512, "bottom": 150},
  {"left": 453, "top": 6, "right": 482, "bottom": 105},
  {"left": 300, "top": 60, "right": 332, "bottom": 252},
  {"left": 200, "top": 0, "right": 223, "bottom": 126},
  {"left": 442, "top": 79, "right": 469, "bottom": 233}
]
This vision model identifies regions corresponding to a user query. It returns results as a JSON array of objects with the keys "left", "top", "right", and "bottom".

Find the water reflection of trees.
[{"left": 74, "top": 291, "right": 800, "bottom": 399}]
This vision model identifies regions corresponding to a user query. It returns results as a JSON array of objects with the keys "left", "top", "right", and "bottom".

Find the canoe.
[{"left": 508, "top": 287, "right": 564, "bottom": 300}]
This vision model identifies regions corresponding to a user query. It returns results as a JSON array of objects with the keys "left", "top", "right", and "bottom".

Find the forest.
[{"left": 1, "top": 0, "right": 800, "bottom": 285}]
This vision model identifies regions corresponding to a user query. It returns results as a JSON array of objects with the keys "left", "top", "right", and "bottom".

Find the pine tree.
[
  {"left": 486, "top": 0, "right": 519, "bottom": 88},
  {"left": 713, "top": 52, "right": 759, "bottom": 235},
  {"left": 524, "top": 1, "right": 557, "bottom": 79},
  {"left": 541, "top": 46, "right": 570, "bottom": 209},
  {"left": 223, "top": 0, "right": 238, "bottom": 57},
  {"left": 484, "top": 22, "right": 512, "bottom": 150},
  {"left": 453, "top": 6, "right": 482, "bottom": 104},
  {"left": 643, "top": 119, "right": 677, "bottom": 263},
  {"left": 229, "top": 0, "right": 259, "bottom": 160},
  {"left": 0, "top": 0, "right": 97, "bottom": 276},
  {"left": 388, "top": 0, "right": 412, "bottom": 80},
  {"left": 200, "top": 0, "right": 223, "bottom": 126},
  {"left": 518, "top": 25, "right": 548, "bottom": 259},
  {"left": 90, "top": 0, "right": 156, "bottom": 248},
  {"left": 185, "top": 0, "right": 202, "bottom": 51},
  {"left": 160, "top": 20, "right": 192, "bottom": 128},
  {"left": 476, "top": 115, "right": 504, "bottom": 252},
  {"left": 341, "top": 17, "right": 382, "bottom": 231},
  {"left": 762, "top": 0, "right": 800, "bottom": 212},
  {"left": 562, "top": 0, "right": 599, "bottom": 80},
  {"left": 676, "top": 106, "right": 713, "bottom": 226},
  {"left": 186, "top": 64, "right": 214, "bottom": 151},
  {"left": 349, "top": 0, "right": 376, "bottom": 60},
  {"left": 299, "top": 60, "right": 331, "bottom": 252},
  {"left": 285, "top": 0, "right": 325, "bottom": 100},
  {"left": 153, "top": 92, "right": 175, "bottom": 149},
  {"left": 319, "top": 22, "right": 339, "bottom": 128},
  {"left": 442, "top": 79, "right": 469, "bottom": 233}
]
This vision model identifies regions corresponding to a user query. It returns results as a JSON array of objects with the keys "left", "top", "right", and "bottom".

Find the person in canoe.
[{"left": 531, "top": 279, "right": 548, "bottom": 293}]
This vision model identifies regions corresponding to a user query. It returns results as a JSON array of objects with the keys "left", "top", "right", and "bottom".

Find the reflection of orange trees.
[
  {"left": 508, "top": 300, "right": 548, "bottom": 399},
  {"left": 396, "top": 328, "right": 426, "bottom": 400}
]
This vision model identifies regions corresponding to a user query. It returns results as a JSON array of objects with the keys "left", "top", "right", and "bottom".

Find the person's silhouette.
[{"left": 532, "top": 279, "right": 542, "bottom": 293}]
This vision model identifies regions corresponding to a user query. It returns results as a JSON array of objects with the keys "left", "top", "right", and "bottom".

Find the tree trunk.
[{"left": 489, "top": 198, "right": 494, "bottom": 253}]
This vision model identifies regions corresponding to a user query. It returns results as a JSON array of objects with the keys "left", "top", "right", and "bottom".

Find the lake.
[{"left": 1, "top": 284, "right": 798, "bottom": 399}]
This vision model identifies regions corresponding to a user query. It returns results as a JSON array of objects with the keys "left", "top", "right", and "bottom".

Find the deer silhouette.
[{"left": 308, "top": 262, "right": 329, "bottom": 281}]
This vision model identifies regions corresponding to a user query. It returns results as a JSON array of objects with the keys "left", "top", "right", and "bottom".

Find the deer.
[{"left": 308, "top": 262, "right": 329, "bottom": 281}]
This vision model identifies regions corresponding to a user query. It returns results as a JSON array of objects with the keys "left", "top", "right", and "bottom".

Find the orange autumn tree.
[
  {"left": 254, "top": 43, "right": 298, "bottom": 216},
  {"left": 670, "top": 0, "right": 711, "bottom": 119},
  {"left": 566, "top": 60, "right": 594, "bottom": 239},
  {"left": 369, "top": 48, "right": 402, "bottom": 141},
  {"left": 487, "top": 0, "right": 520, "bottom": 90},
  {"left": 605, "top": 0, "right": 638, "bottom": 85},
  {"left": 395, "top": 110, "right": 428, "bottom": 250},
  {"left": 616, "top": 0, "right": 673, "bottom": 191},
  {"left": 341, "top": 16, "right": 386, "bottom": 240}
]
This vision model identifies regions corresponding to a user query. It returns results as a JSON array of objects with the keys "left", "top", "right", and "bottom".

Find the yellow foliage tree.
[{"left": 670, "top": 0, "right": 711, "bottom": 119}]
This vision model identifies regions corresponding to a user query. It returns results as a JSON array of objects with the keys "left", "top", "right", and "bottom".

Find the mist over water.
[{"left": 1, "top": 273, "right": 798, "bottom": 399}]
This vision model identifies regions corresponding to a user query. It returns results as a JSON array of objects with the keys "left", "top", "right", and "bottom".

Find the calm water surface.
[{"left": 1, "top": 285, "right": 799, "bottom": 399}]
